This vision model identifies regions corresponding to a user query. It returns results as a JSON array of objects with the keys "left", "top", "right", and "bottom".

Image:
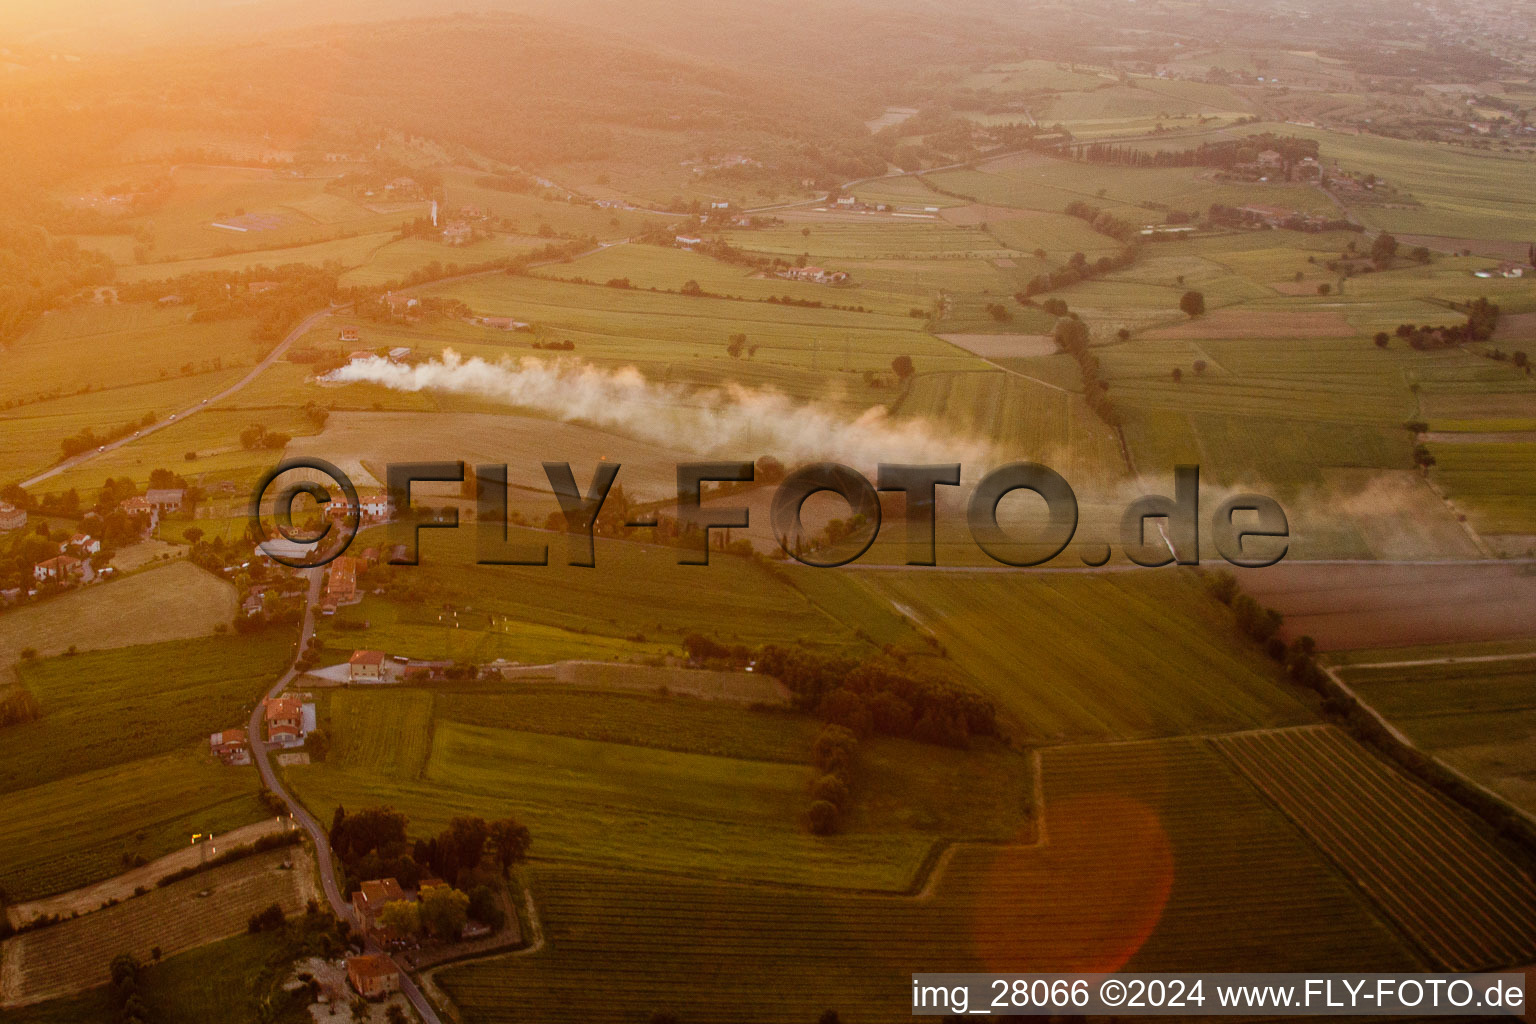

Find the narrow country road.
[
  {"left": 247, "top": 569, "right": 445, "bottom": 1024},
  {"left": 20, "top": 304, "right": 342, "bottom": 490}
]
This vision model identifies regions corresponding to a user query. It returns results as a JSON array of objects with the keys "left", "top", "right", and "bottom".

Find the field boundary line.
[
  {"left": 1339, "top": 651, "right": 1536, "bottom": 670},
  {"left": 1323, "top": 666, "right": 1536, "bottom": 833}
]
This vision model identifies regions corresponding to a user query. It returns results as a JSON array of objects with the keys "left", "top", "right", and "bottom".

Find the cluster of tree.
[
  {"left": 1019, "top": 243, "right": 1139, "bottom": 298},
  {"left": 239, "top": 423, "right": 291, "bottom": 450},
  {"left": 1389, "top": 297, "right": 1500, "bottom": 350},
  {"left": 329, "top": 806, "right": 530, "bottom": 893},
  {"left": 1205, "top": 204, "right": 1359, "bottom": 234},
  {"left": 531, "top": 338, "right": 576, "bottom": 351},
  {"left": 61, "top": 411, "right": 157, "bottom": 459},
  {"left": 1053, "top": 316, "right": 1119, "bottom": 428},
  {"left": 750, "top": 645, "right": 999, "bottom": 748},
  {"left": 248, "top": 902, "right": 288, "bottom": 934},
  {"left": 1061, "top": 200, "right": 1143, "bottom": 245},
  {"left": 0, "top": 687, "right": 41, "bottom": 728},
  {"left": 377, "top": 881, "right": 505, "bottom": 941},
  {"left": 1204, "top": 570, "right": 1285, "bottom": 649},
  {"left": 117, "top": 264, "right": 341, "bottom": 343},
  {"left": 107, "top": 953, "right": 155, "bottom": 1024},
  {"left": 805, "top": 724, "right": 857, "bottom": 835},
  {"left": 0, "top": 215, "right": 115, "bottom": 347},
  {"left": 725, "top": 333, "right": 757, "bottom": 359},
  {"left": 1066, "top": 133, "right": 1320, "bottom": 170}
]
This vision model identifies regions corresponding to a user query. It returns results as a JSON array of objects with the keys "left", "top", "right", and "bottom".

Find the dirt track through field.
[{"left": 5, "top": 818, "right": 298, "bottom": 929}]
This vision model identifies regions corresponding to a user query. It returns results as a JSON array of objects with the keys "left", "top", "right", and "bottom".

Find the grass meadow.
[
  {"left": 0, "top": 631, "right": 291, "bottom": 900},
  {"left": 434, "top": 736, "right": 1414, "bottom": 1023},
  {"left": 286, "top": 682, "right": 1035, "bottom": 891}
]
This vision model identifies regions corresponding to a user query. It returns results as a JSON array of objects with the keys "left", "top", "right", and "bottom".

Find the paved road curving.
[{"left": 247, "top": 569, "right": 445, "bottom": 1024}]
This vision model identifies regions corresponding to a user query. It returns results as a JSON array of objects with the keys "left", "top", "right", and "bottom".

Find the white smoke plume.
[{"left": 328, "top": 350, "right": 991, "bottom": 467}]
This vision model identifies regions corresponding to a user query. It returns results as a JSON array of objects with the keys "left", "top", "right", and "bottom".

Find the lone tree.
[
  {"left": 1179, "top": 290, "right": 1205, "bottom": 317},
  {"left": 891, "top": 355, "right": 915, "bottom": 381},
  {"left": 1192, "top": 359, "right": 1208, "bottom": 375},
  {"left": 1374, "top": 332, "right": 1390, "bottom": 348},
  {"left": 1171, "top": 367, "right": 1183, "bottom": 383},
  {"left": 1371, "top": 231, "right": 1399, "bottom": 267}
]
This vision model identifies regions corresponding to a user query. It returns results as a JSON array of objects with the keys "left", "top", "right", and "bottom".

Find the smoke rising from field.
[{"left": 329, "top": 350, "right": 990, "bottom": 467}]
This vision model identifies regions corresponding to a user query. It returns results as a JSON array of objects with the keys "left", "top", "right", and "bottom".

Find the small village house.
[
  {"left": 360, "top": 494, "right": 393, "bottom": 521},
  {"left": 350, "top": 649, "right": 388, "bottom": 683},
  {"left": 63, "top": 533, "right": 101, "bottom": 556},
  {"left": 119, "top": 495, "right": 159, "bottom": 530},
  {"left": 264, "top": 696, "right": 304, "bottom": 747},
  {"left": 0, "top": 501, "right": 26, "bottom": 532},
  {"left": 33, "top": 554, "right": 86, "bottom": 583},
  {"left": 338, "top": 327, "right": 361, "bottom": 343},
  {"left": 209, "top": 729, "right": 251, "bottom": 766},
  {"left": 346, "top": 955, "right": 401, "bottom": 1000},
  {"left": 351, "top": 878, "right": 410, "bottom": 939},
  {"left": 383, "top": 292, "right": 420, "bottom": 316},
  {"left": 326, "top": 556, "right": 359, "bottom": 606},
  {"left": 144, "top": 488, "right": 185, "bottom": 513}
]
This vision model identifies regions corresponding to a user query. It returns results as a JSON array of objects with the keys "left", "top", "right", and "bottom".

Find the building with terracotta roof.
[
  {"left": 264, "top": 696, "right": 304, "bottom": 746},
  {"left": 120, "top": 496, "right": 159, "bottom": 530},
  {"left": 210, "top": 729, "right": 250, "bottom": 765},
  {"left": 349, "top": 649, "right": 388, "bottom": 683},
  {"left": 34, "top": 555, "right": 84, "bottom": 583},
  {"left": 346, "top": 954, "right": 401, "bottom": 999},
  {"left": 327, "top": 556, "right": 359, "bottom": 605},
  {"left": 351, "top": 878, "right": 410, "bottom": 938}
]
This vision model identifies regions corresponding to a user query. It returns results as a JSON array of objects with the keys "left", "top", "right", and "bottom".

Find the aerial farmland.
[{"left": 0, "top": 0, "right": 1534, "bottom": 1021}]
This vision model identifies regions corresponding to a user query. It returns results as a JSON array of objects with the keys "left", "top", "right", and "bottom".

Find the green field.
[
  {"left": 418, "top": 271, "right": 976, "bottom": 404},
  {"left": 0, "top": 749, "right": 269, "bottom": 901},
  {"left": 1427, "top": 441, "right": 1536, "bottom": 536},
  {"left": 2, "top": 633, "right": 292, "bottom": 792},
  {"left": 0, "top": 932, "right": 296, "bottom": 1024},
  {"left": 858, "top": 571, "right": 1312, "bottom": 741},
  {"left": 926, "top": 153, "right": 1334, "bottom": 219},
  {"left": 1340, "top": 658, "right": 1536, "bottom": 817},
  {"left": 435, "top": 737, "right": 1413, "bottom": 1023},
  {"left": 319, "top": 524, "right": 922, "bottom": 659},
  {"left": 0, "top": 632, "right": 290, "bottom": 899},
  {"left": 1278, "top": 125, "right": 1536, "bottom": 240},
  {"left": 287, "top": 681, "right": 1035, "bottom": 891},
  {"left": 0, "top": 562, "right": 238, "bottom": 686}
]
